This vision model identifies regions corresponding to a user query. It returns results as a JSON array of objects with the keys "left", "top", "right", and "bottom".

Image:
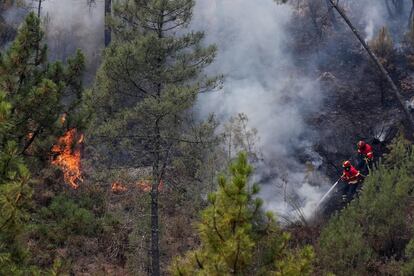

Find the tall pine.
[{"left": 91, "top": 0, "right": 219, "bottom": 274}]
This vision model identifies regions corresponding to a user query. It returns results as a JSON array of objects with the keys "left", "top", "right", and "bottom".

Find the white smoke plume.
[
  {"left": 191, "top": 0, "right": 330, "bottom": 220},
  {"left": 33, "top": 0, "right": 104, "bottom": 80},
  {"left": 348, "top": 0, "right": 412, "bottom": 42},
  {"left": 358, "top": 1, "right": 385, "bottom": 42}
]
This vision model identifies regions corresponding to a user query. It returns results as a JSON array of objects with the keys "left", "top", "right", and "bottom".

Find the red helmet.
[
  {"left": 357, "top": 140, "right": 366, "bottom": 149},
  {"left": 342, "top": 160, "right": 351, "bottom": 168}
]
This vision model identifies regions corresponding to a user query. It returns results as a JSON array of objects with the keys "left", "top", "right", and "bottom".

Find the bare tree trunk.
[
  {"left": 35, "top": 0, "right": 42, "bottom": 63},
  {"left": 328, "top": 0, "right": 414, "bottom": 129},
  {"left": 104, "top": 0, "right": 111, "bottom": 47},
  {"left": 37, "top": 0, "right": 42, "bottom": 17}
]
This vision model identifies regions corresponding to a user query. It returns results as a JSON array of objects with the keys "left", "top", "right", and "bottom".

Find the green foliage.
[
  {"left": 91, "top": 2, "right": 220, "bottom": 273},
  {"left": 32, "top": 195, "right": 101, "bottom": 247},
  {"left": 171, "top": 153, "right": 314, "bottom": 275},
  {"left": 0, "top": 12, "right": 86, "bottom": 274},
  {"left": 0, "top": 100, "right": 37, "bottom": 272},
  {"left": 0, "top": 141, "right": 35, "bottom": 275},
  {"left": 0, "top": 83, "right": 33, "bottom": 274},
  {"left": 402, "top": 239, "right": 414, "bottom": 275},
  {"left": 46, "top": 258, "right": 68, "bottom": 276},
  {"left": 91, "top": 0, "right": 220, "bottom": 168},
  {"left": 0, "top": 12, "right": 85, "bottom": 167},
  {"left": 318, "top": 134, "right": 414, "bottom": 275}
]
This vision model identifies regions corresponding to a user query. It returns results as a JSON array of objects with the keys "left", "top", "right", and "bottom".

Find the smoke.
[
  {"left": 35, "top": 0, "right": 104, "bottom": 81},
  {"left": 191, "top": 0, "right": 330, "bottom": 219},
  {"left": 349, "top": 0, "right": 412, "bottom": 42},
  {"left": 357, "top": 1, "right": 385, "bottom": 42}
]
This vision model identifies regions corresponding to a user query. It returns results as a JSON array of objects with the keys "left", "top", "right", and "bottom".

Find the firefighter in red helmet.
[
  {"left": 341, "top": 160, "right": 363, "bottom": 201},
  {"left": 357, "top": 140, "right": 374, "bottom": 161},
  {"left": 341, "top": 160, "right": 361, "bottom": 184}
]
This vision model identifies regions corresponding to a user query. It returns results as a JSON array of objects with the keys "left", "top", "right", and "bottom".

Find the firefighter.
[
  {"left": 357, "top": 140, "right": 374, "bottom": 161},
  {"left": 341, "top": 160, "right": 363, "bottom": 201},
  {"left": 357, "top": 140, "right": 374, "bottom": 171}
]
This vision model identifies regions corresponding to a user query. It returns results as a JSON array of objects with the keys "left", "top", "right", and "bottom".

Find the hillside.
[{"left": 1, "top": 0, "right": 414, "bottom": 275}]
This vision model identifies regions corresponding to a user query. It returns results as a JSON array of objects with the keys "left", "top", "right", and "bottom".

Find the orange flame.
[
  {"left": 110, "top": 179, "right": 164, "bottom": 193},
  {"left": 137, "top": 179, "right": 164, "bottom": 193},
  {"left": 51, "top": 128, "right": 83, "bottom": 189},
  {"left": 111, "top": 182, "right": 128, "bottom": 193}
]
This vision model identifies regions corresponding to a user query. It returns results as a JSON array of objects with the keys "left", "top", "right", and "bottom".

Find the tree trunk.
[
  {"left": 409, "top": 0, "right": 414, "bottom": 27},
  {"left": 150, "top": 173, "right": 160, "bottom": 276},
  {"left": 150, "top": 118, "right": 161, "bottom": 276},
  {"left": 35, "top": 0, "right": 42, "bottom": 63},
  {"left": 37, "top": 0, "right": 42, "bottom": 17},
  {"left": 328, "top": 0, "right": 414, "bottom": 130},
  {"left": 104, "top": 0, "right": 111, "bottom": 47}
]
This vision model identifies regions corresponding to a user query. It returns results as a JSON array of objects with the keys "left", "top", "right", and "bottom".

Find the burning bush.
[
  {"left": 51, "top": 128, "right": 84, "bottom": 189},
  {"left": 111, "top": 182, "right": 128, "bottom": 194},
  {"left": 136, "top": 179, "right": 164, "bottom": 193},
  {"left": 110, "top": 179, "right": 164, "bottom": 194}
]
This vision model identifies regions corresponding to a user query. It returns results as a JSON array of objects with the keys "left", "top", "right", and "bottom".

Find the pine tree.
[
  {"left": 91, "top": 0, "right": 219, "bottom": 274},
  {"left": 0, "top": 92, "right": 34, "bottom": 274},
  {"left": 0, "top": 12, "right": 85, "bottom": 273},
  {"left": 170, "top": 153, "right": 314, "bottom": 275},
  {"left": 0, "top": 12, "right": 85, "bottom": 168}
]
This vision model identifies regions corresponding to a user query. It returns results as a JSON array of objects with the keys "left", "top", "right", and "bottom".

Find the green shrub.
[
  {"left": 171, "top": 153, "right": 314, "bottom": 275},
  {"left": 318, "top": 134, "right": 414, "bottom": 275},
  {"left": 33, "top": 195, "right": 100, "bottom": 246}
]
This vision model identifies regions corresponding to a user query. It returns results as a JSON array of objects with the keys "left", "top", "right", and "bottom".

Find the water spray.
[{"left": 315, "top": 178, "right": 341, "bottom": 210}]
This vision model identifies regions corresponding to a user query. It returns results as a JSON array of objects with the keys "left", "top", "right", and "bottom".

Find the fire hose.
[{"left": 316, "top": 168, "right": 367, "bottom": 211}]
